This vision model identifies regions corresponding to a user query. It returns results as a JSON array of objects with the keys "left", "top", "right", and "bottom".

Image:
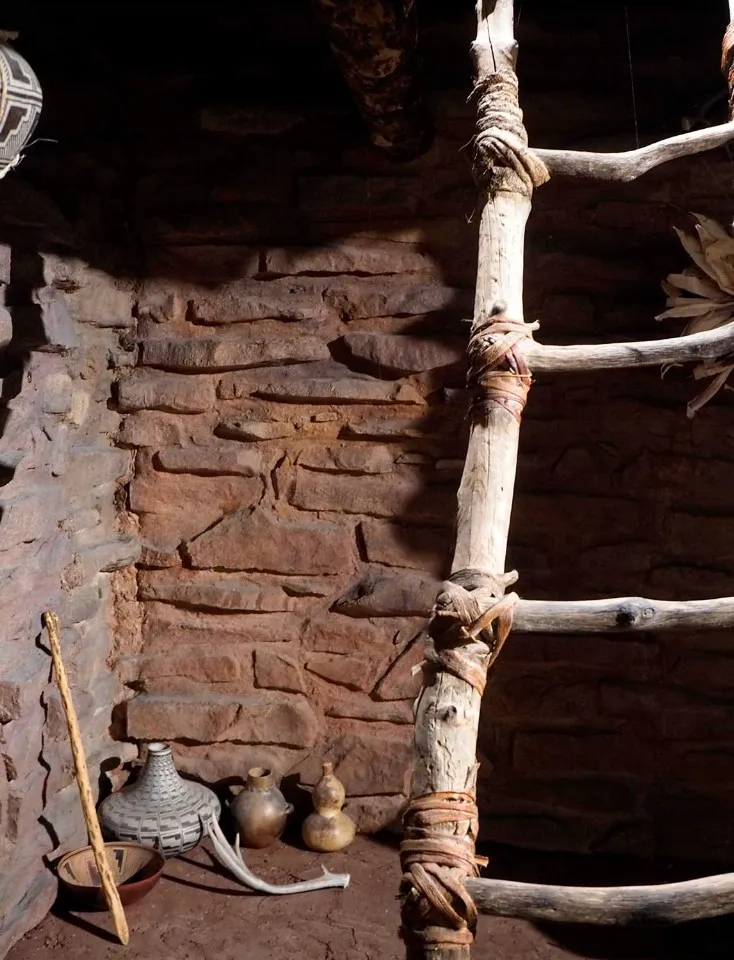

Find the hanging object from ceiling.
[{"left": 0, "top": 35, "right": 43, "bottom": 180}]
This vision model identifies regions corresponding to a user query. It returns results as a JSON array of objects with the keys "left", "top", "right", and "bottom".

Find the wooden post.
[{"left": 398, "top": 2, "right": 547, "bottom": 957}]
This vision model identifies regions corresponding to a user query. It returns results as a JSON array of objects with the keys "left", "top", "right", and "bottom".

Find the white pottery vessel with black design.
[
  {"left": 0, "top": 43, "right": 42, "bottom": 176},
  {"left": 98, "top": 742, "right": 220, "bottom": 857}
]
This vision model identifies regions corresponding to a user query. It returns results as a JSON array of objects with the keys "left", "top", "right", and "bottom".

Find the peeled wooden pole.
[
  {"left": 399, "top": 3, "right": 547, "bottom": 957},
  {"left": 466, "top": 872, "right": 734, "bottom": 925},
  {"left": 42, "top": 612, "right": 129, "bottom": 946}
]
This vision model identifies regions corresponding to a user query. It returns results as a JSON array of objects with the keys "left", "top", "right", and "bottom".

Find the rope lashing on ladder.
[
  {"left": 467, "top": 302, "right": 538, "bottom": 423},
  {"left": 472, "top": 72, "right": 549, "bottom": 193},
  {"left": 431, "top": 568, "right": 520, "bottom": 690},
  {"left": 400, "top": 792, "right": 482, "bottom": 947}
]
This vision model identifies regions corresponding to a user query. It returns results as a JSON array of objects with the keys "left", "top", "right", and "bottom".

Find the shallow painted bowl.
[{"left": 56, "top": 841, "right": 165, "bottom": 910}]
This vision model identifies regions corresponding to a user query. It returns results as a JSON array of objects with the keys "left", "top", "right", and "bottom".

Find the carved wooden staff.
[{"left": 42, "top": 612, "right": 130, "bottom": 946}]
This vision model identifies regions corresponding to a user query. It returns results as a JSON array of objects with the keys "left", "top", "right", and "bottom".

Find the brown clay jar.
[
  {"left": 230, "top": 767, "right": 293, "bottom": 849},
  {"left": 301, "top": 762, "right": 356, "bottom": 853}
]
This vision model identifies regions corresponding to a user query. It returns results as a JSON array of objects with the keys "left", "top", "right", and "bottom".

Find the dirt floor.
[{"left": 8, "top": 836, "right": 734, "bottom": 960}]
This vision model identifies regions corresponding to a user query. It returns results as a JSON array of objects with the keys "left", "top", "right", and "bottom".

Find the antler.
[{"left": 204, "top": 815, "right": 350, "bottom": 895}]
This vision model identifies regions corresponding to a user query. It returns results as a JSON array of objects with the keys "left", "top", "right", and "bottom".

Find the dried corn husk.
[{"left": 657, "top": 213, "right": 734, "bottom": 417}]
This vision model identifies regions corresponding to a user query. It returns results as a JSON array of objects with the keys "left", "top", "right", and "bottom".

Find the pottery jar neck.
[
  {"left": 136, "top": 742, "right": 189, "bottom": 801},
  {"left": 247, "top": 767, "right": 275, "bottom": 792}
]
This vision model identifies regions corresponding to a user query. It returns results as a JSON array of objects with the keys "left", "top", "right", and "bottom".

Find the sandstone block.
[
  {"left": 290, "top": 470, "right": 454, "bottom": 523},
  {"left": 217, "top": 419, "right": 297, "bottom": 441},
  {"left": 342, "top": 418, "right": 455, "bottom": 440},
  {"left": 147, "top": 245, "right": 260, "bottom": 282},
  {"left": 171, "top": 741, "right": 307, "bottom": 785},
  {"left": 333, "top": 570, "right": 439, "bottom": 617},
  {"left": 41, "top": 372, "right": 73, "bottom": 414},
  {"left": 155, "top": 445, "right": 262, "bottom": 477},
  {"left": 219, "top": 371, "right": 424, "bottom": 405},
  {"left": 138, "top": 570, "right": 298, "bottom": 612},
  {"left": 338, "top": 331, "right": 464, "bottom": 377},
  {"left": 63, "top": 446, "right": 132, "bottom": 490},
  {"left": 139, "top": 541, "right": 182, "bottom": 568},
  {"left": 320, "top": 732, "right": 413, "bottom": 796},
  {"left": 134, "top": 647, "right": 250, "bottom": 692},
  {"left": 186, "top": 507, "right": 354, "bottom": 575},
  {"left": 254, "top": 649, "right": 305, "bottom": 694},
  {"left": 302, "top": 614, "right": 393, "bottom": 654},
  {"left": 187, "top": 279, "right": 334, "bottom": 324},
  {"left": 118, "top": 370, "right": 214, "bottom": 413},
  {"left": 141, "top": 336, "right": 329, "bottom": 371},
  {"left": 130, "top": 474, "right": 262, "bottom": 537},
  {"left": 64, "top": 269, "right": 134, "bottom": 326},
  {"left": 323, "top": 277, "right": 472, "bottom": 321},
  {"left": 296, "top": 445, "right": 394, "bottom": 474},
  {"left": 74, "top": 535, "right": 140, "bottom": 577},
  {"left": 347, "top": 795, "right": 406, "bottom": 835},
  {"left": 305, "top": 653, "right": 377, "bottom": 692},
  {"left": 0, "top": 492, "right": 52, "bottom": 551},
  {"left": 326, "top": 699, "right": 413, "bottom": 723},
  {"left": 118, "top": 410, "right": 214, "bottom": 448},
  {"left": 360, "top": 520, "right": 451, "bottom": 574},
  {"left": 126, "top": 693, "right": 318, "bottom": 748},
  {"left": 264, "top": 240, "right": 439, "bottom": 277},
  {"left": 373, "top": 635, "right": 426, "bottom": 701},
  {"left": 141, "top": 603, "right": 302, "bottom": 651}
]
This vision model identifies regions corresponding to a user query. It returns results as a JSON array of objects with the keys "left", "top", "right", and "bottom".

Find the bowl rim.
[{"left": 57, "top": 841, "right": 165, "bottom": 888}]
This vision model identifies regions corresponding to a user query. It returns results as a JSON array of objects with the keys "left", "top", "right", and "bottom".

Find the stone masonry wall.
[
  {"left": 0, "top": 237, "right": 139, "bottom": 954},
  {"left": 114, "top": 0, "right": 734, "bottom": 866},
  {"left": 1, "top": 5, "right": 734, "bottom": 953}
]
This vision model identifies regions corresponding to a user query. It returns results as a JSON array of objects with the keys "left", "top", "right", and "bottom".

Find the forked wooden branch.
[
  {"left": 513, "top": 595, "right": 734, "bottom": 633},
  {"left": 535, "top": 120, "right": 734, "bottom": 182},
  {"left": 466, "top": 872, "right": 734, "bottom": 925},
  {"left": 522, "top": 320, "right": 734, "bottom": 372}
]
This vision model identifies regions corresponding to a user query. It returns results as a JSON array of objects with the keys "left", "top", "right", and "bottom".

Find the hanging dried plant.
[{"left": 657, "top": 212, "right": 734, "bottom": 417}]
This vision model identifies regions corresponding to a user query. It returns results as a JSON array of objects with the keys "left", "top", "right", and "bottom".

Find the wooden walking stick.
[{"left": 42, "top": 611, "right": 130, "bottom": 946}]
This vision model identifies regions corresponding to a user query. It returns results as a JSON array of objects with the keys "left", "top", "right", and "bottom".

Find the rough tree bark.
[
  {"left": 311, "top": 0, "right": 433, "bottom": 160},
  {"left": 398, "top": 3, "right": 547, "bottom": 957}
]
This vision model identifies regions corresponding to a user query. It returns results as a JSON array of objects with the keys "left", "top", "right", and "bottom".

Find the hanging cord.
[{"left": 624, "top": 6, "right": 640, "bottom": 149}]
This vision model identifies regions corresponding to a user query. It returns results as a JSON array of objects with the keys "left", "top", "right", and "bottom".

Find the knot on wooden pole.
[
  {"left": 432, "top": 567, "right": 519, "bottom": 680},
  {"left": 467, "top": 302, "right": 537, "bottom": 423},
  {"left": 472, "top": 72, "right": 549, "bottom": 194},
  {"left": 400, "top": 792, "right": 483, "bottom": 948},
  {"left": 398, "top": 570, "right": 517, "bottom": 948}
]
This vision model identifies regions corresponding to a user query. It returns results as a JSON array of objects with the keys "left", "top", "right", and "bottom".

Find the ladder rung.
[
  {"left": 466, "top": 872, "right": 734, "bottom": 925},
  {"left": 519, "top": 322, "right": 734, "bottom": 373},
  {"left": 514, "top": 596, "right": 734, "bottom": 633}
]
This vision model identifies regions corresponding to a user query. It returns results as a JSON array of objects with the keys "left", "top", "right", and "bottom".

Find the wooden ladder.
[{"left": 399, "top": 3, "right": 734, "bottom": 958}]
